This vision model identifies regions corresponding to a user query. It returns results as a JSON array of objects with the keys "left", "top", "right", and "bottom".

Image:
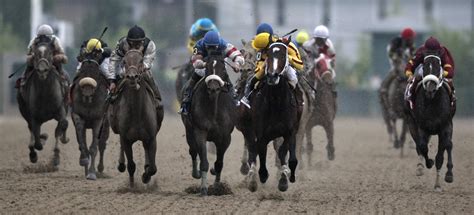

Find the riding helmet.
[{"left": 127, "top": 25, "right": 146, "bottom": 41}]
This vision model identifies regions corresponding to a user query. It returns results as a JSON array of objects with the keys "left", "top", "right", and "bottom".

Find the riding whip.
[{"left": 8, "top": 63, "right": 27, "bottom": 78}]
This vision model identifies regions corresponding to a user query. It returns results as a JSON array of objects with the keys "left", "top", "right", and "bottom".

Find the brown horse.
[
  {"left": 17, "top": 42, "right": 69, "bottom": 167},
  {"left": 71, "top": 57, "right": 110, "bottom": 180},
  {"left": 109, "top": 48, "right": 164, "bottom": 187},
  {"left": 305, "top": 53, "right": 337, "bottom": 163}
]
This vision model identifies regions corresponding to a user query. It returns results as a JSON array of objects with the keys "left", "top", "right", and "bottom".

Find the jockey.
[
  {"left": 405, "top": 36, "right": 455, "bottom": 109},
  {"left": 179, "top": 31, "right": 244, "bottom": 115},
  {"left": 109, "top": 25, "right": 161, "bottom": 105},
  {"left": 76, "top": 38, "right": 114, "bottom": 90},
  {"left": 187, "top": 18, "right": 219, "bottom": 54},
  {"left": 18, "top": 24, "right": 69, "bottom": 88},
  {"left": 302, "top": 25, "right": 336, "bottom": 76},
  {"left": 240, "top": 23, "right": 304, "bottom": 108},
  {"left": 379, "top": 27, "right": 416, "bottom": 96}
]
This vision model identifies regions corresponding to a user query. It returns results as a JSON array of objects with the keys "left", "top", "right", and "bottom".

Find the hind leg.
[
  {"left": 273, "top": 138, "right": 283, "bottom": 170},
  {"left": 247, "top": 135, "right": 258, "bottom": 192},
  {"left": 194, "top": 129, "right": 209, "bottom": 196},
  {"left": 400, "top": 120, "right": 408, "bottom": 158},
  {"left": 434, "top": 136, "right": 446, "bottom": 191},
  {"left": 240, "top": 139, "right": 249, "bottom": 175},
  {"left": 392, "top": 119, "right": 400, "bottom": 149},
  {"left": 324, "top": 122, "right": 335, "bottom": 160},
  {"left": 185, "top": 127, "right": 200, "bottom": 179},
  {"left": 142, "top": 138, "right": 157, "bottom": 184},
  {"left": 86, "top": 121, "right": 102, "bottom": 180},
  {"left": 97, "top": 120, "right": 109, "bottom": 173}
]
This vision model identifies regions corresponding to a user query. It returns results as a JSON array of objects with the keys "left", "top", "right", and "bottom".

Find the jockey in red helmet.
[{"left": 405, "top": 36, "right": 456, "bottom": 109}]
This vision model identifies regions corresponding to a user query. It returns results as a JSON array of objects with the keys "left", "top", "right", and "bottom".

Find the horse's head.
[
  {"left": 204, "top": 55, "right": 227, "bottom": 93},
  {"left": 123, "top": 48, "right": 145, "bottom": 90},
  {"left": 33, "top": 42, "right": 54, "bottom": 80},
  {"left": 239, "top": 39, "right": 257, "bottom": 73},
  {"left": 422, "top": 54, "right": 443, "bottom": 99},
  {"left": 78, "top": 59, "right": 101, "bottom": 97},
  {"left": 312, "top": 53, "right": 334, "bottom": 84},
  {"left": 265, "top": 40, "right": 289, "bottom": 85}
]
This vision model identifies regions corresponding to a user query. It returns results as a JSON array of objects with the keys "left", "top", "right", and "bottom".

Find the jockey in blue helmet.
[
  {"left": 187, "top": 18, "right": 219, "bottom": 53},
  {"left": 179, "top": 31, "right": 244, "bottom": 115}
]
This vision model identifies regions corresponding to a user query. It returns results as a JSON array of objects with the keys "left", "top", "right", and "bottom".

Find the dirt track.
[{"left": 0, "top": 115, "right": 473, "bottom": 214}]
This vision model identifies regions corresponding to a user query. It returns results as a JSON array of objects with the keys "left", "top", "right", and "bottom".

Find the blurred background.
[{"left": 0, "top": 0, "right": 473, "bottom": 116}]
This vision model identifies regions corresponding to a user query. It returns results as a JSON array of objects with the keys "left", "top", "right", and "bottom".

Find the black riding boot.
[
  {"left": 239, "top": 75, "right": 258, "bottom": 109},
  {"left": 179, "top": 73, "right": 201, "bottom": 115},
  {"left": 144, "top": 75, "right": 163, "bottom": 109}
]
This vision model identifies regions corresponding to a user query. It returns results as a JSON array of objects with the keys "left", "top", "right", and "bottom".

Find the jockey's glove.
[
  {"left": 193, "top": 59, "right": 206, "bottom": 69},
  {"left": 443, "top": 71, "right": 449, "bottom": 77},
  {"left": 405, "top": 70, "right": 413, "bottom": 78},
  {"left": 234, "top": 56, "right": 245, "bottom": 67}
]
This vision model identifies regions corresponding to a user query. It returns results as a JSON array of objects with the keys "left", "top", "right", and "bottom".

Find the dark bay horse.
[
  {"left": 242, "top": 40, "right": 300, "bottom": 192},
  {"left": 379, "top": 57, "right": 409, "bottom": 154},
  {"left": 17, "top": 42, "right": 69, "bottom": 166},
  {"left": 181, "top": 54, "right": 236, "bottom": 196},
  {"left": 109, "top": 48, "right": 164, "bottom": 187},
  {"left": 305, "top": 53, "right": 337, "bottom": 163},
  {"left": 405, "top": 55, "right": 455, "bottom": 191},
  {"left": 175, "top": 61, "right": 194, "bottom": 104},
  {"left": 71, "top": 58, "right": 110, "bottom": 180}
]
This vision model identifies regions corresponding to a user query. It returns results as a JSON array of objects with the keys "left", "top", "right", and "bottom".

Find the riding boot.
[
  {"left": 239, "top": 75, "right": 258, "bottom": 109},
  {"left": 179, "top": 72, "right": 201, "bottom": 115},
  {"left": 445, "top": 78, "right": 456, "bottom": 108},
  {"left": 16, "top": 66, "right": 34, "bottom": 88},
  {"left": 144, "top": 74, "right": 163, "bottom": 109}
]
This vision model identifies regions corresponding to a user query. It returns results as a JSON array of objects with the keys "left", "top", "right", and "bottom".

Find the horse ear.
[
  {"left": 241, "top": 39, "right": 247, "bottom": 46},
  {"left": 286, "top": 36, "right": 292, "bottom": 45}
]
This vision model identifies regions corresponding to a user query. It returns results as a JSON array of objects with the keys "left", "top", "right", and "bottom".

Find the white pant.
[
  {"left": 283, "top": 66, "right": 298, "bottom": 88},
  {"left": 195, "top": 68, "right": 206, "bottom": 77}
]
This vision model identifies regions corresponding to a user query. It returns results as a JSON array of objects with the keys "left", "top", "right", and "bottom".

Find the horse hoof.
[
  {"left": 328, "top": 152, "right": 335, "bottom": 161},
  {"left": 426, "top": 159, "right": 434, "bottom": 169},
  {"left": 142, "top": 173, "right": 151, "bottom": 184},
  {"left": 259, "top": 169, "right": 269, "bottom": 183},
  {"left": 278, "top": 173, "right": 289, "bottom": 192},
  {"left": 240, "top": 163, "right": 249, "bottom": 175},
  {"left": 40, "top": 133, "right": 48, "bottom": 141},
  {"left": 60, "top": 137, "right": 69, "bottom": 144},
  {"left": 394, "top": 140, "right": 401, "bottom": 149},
  {"left": 29, "top": 151, "right": 38, "bottom": 163},
  {"left": 290, "top": 174, "right": 296, "bottom": 183},
  {"left": 34, "top": 143, "right": 43, "bottom": 151},
  {"left": 86, "top": 173, "right": 97, "bottom": 180},
  {"left": 248, "top": 171, "right": 258, "bottom": 192},
  {"left": 117, "top": 163, "right": 126, "bottom": 172},
  {"left": 192, "top": 170, "right": 201, "bottom": 179},
  {"left": 210, "top": 168, "right": 216, "bottom": 176},
  {"left": 53, "top": 157, "right": 60, "bottom": 167},
  {"left": 98, "top": 164, "right": 104, "bottom": 173},
  {"left": 434, "top": 186, "right": 442, "bottom": 192},
  {"left": 200, "top": 187, "right": 208, "bottom": 196},
  {"left": 445, "top": 174, "right": 454, "bottom": 183}
]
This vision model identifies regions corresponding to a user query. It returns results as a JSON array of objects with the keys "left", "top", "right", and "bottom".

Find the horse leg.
[
  {"left": 442, "top": 124, "right": 454, "bottom": 184},
  {"left": 392, "top": 119, "right": 400, "bottom": 149},
  {"left": 194, "top": 130, "right": 209, "bottom": 196},
  {"left": 277, "top": 138, "right": 290, "bottom": 192},
  {"left": 121, "top": 137, "right": 135, "bottom": 187},
  {"left": 434, "top": 135, "right": 447, "bottom": 191},
  {"left": 295, "top": 121, "right": 306, "bottom": 169},
  {"left": 240, "top": 139, "right": 250, "bottom": 175},
  {"left": 27, "top": 122, "right": 38, "bottom": 163},
  {"left": 415, "top": 131, "right": 433, "bottom": 177},
  {"left": 97, "top": 120, "right": 109, "bottom": 173},
  {"left": 117, "top": 148, "right": 126, "bottom": 172},
  {"left": 31, "top": 119, "right": 43, "bottom": 151},
  {"left": 273, "top": 138, "right": 283, "bottom": 170},
  {"left": 305, "top": 124, "right": 314, "bottom": 167},
  {"left": 400, "top": 120, "right": 408, "bottom": 158},
  {"left": 72, "top": 113, "right": 89, "bottom": 169},
  {"left": 58, "top": 108, "right": 69, "bottom": 144},
  {"left": 258, "top": 140, "right": 269, "bottom": 184},
  {"left": 287, "top": 134, "right": 298, "bottom": 183},
  {"left": 213, "top": 135, "right": 231, "bottom": 185},
  {"left": 142, "top": 138, "right": 157, "bottom": 184},
  {"left": 324, "top": 122, "right": 335, "bottom": 161},
  {"left": 247, "top": 136, "right": 258, "bottom": 192},
  {"left": 186, "top": 127, "right": 200, "bottom": 179},
  {"left": 86, "top": 121, "right": 101, "bottom": 180}
]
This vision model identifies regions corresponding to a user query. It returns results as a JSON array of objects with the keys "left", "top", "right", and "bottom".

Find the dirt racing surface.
[{"left": 0, "top": 115, "right": 472, "bottom": 214}]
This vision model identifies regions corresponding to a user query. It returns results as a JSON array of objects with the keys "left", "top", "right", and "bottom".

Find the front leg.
[{"left": 194, "top": 129, "right": 209, "bottom": 196}]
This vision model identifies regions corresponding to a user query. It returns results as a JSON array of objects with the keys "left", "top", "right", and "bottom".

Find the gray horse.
[
  {"left": 379, "top": 59, "right": 409, "bottom": 155},
  {"left": 181, "top": 54, "right": 236, "bottom": 196},
  {"left": 71, "top": 58, "right": 110, "bottom": 180},
  {"left": 109, "top": 49, "right": 164, "bottom": 187},
  {"left": 17, "top": 42, "right": 70, "bottom": 166},
  {"left": 305, "top": 53, "right": 337, "bottom": 163}
]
